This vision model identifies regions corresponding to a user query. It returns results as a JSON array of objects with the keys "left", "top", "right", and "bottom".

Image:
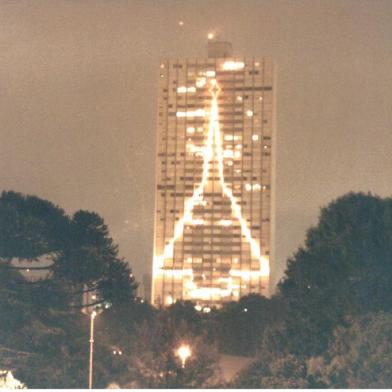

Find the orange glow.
[
  {"left": 152, "top": 78, "right": 270, "bottom": 303},
  {"left": 176, "top": 345, "right": 191, "bottom": 368}
]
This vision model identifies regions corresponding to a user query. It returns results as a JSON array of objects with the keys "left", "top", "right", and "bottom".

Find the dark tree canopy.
[
  {"left": 0, "top": 191, "right": 137, "bottom": 309},
  {"left": 318, "top": 312, "right": 392, "bottom": 388},
  {"left": 277, "top": 192, "right": 392, "bottom": 355},
  {"left": 0, "top": 191, "right": 69, "bottom": 260},
  {"left": 213, "top": 294, "right": 280, "bottom": 356},
  {"left": 0, "top": 191, "right": 139, "bottom": 387},
  {"left": 53, "top": 209, "right": 138, "bottom": 307}
]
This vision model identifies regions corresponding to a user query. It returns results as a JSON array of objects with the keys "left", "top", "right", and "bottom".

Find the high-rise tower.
[{"left": 152, "top": 40, "right": 275, "bottom": 308}]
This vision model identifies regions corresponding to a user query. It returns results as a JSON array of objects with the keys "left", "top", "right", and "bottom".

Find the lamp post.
[
  {"left": 176, "top": 344, "right": 191, "bottom": 369},
  {"left": 88, "top": 310, "right": 97, "bottom": 389}
]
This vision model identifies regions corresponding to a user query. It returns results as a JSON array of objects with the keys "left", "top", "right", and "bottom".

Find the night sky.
[{"left": 1, "top": 0, "right": 392, "bottom": 289}]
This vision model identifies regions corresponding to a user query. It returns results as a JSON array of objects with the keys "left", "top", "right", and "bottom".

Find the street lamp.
[
  {"left": 176, "top": 344, "right": 191, "bottom": 368},
  {"left": 88, "top": 310, "right": 97, "bottom": 389}
]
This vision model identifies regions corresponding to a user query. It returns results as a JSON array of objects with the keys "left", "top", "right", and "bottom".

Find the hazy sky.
[{"left": 1, "top": 0, "right": 392, "bottom": 289}]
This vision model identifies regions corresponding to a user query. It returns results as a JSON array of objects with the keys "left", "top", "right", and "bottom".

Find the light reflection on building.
[{"left": 152, "top": 40, "right": 275, "bottom": 308}]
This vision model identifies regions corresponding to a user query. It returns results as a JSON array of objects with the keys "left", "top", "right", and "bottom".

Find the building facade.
[{"left": 152, "top": 40, "right": 275, "bottom": 308}]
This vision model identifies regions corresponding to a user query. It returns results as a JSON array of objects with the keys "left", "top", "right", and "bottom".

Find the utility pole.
[{"left": 88, "top": 310, "right": 97, "bottom": 389}]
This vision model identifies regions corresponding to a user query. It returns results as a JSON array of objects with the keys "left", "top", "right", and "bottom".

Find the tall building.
[{"left": 152, "top": 39, "right": 275, "bottom": 308}]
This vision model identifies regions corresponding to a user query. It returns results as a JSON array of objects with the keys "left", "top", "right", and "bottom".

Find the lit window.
[
  {"left": 176, "top": 109, "right": 205, "bottom": 118},
  {"left": 177, "top": 86, "right": 196, "bottom": 93},
  {"left": 237, "top": 96, "right": 243, "bottom": 101},
  {"left": 191, "top": 219, "right": 204, "bottom": 225},
  {"left": 219, "top": 219, "right": 232, "bottom": 226},
  {"left": 206, "top": 70, "right": 216, "bottom": 77},
  {"left": 222, "top": 61, "right": 245, "bottom": 71},
  {"left": 246, "top": 110, "right": 253, "bottom": 117},
  {"left": 186, "top": 127, "right": 195, "bottom": 134},
  {"left": 196, "top": 77, "right": 206, "bottom": 87},
  {"left": 252, "top": 134, "right": 259, "bottom": 141}
]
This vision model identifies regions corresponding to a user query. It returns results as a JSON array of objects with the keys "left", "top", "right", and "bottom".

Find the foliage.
[
  {"left": 0, "top": 264, "right": 114, "bottom": 387},
  {"left": 53, "top": 210, "right": 138, "bottom": 308},
  {"left": 2, "top": 190, "right": 392, "bottom": 387},
  {"left": 317, "top": 312, "right": 392, "bottom": 388},
  {"left": 232, "top": 353, "right": 309, "bottom": 388},
  {"left": 278, "top": 192, "right": 392, "bottom": 355},
  {"left": 0, "top": 191, "right": 138, "bottom": 310},
  {"left": 0, "top": 191, "right": 69, "bottom": 261},
  {"left": 212, "top": 294, "right": 282, "bottom": 356},
  {"left": 0, "top": 191, "right": 138, "bottom": 387},
  {"left": 97, "top": 303, "right": 221, "bottom": 388},
  {"left": 116, "top": 316, "right": 222, "bottom": 388}
]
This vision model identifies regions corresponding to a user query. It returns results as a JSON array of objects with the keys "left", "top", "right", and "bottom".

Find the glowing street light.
[{"left": 176, "top": 344, "right": 191, "bottom": 368}]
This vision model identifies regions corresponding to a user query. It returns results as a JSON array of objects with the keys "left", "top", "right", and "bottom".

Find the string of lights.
[{"left": 152, "top": 75, "right": 269, "bottom": 302}]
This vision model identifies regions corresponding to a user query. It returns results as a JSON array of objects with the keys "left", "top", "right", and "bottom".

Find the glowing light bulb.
[{"left": 176, "top": 345, "right": 191, "bottom": 368}]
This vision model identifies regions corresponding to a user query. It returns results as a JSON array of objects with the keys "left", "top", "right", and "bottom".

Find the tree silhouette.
[{"left": 278, "top": 192, "right": 392, "bottom": 355}]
